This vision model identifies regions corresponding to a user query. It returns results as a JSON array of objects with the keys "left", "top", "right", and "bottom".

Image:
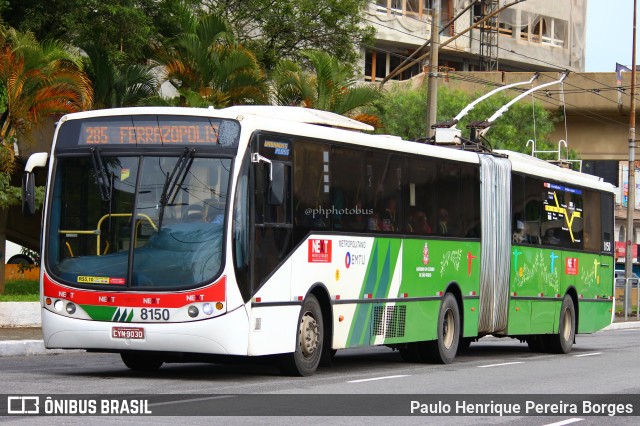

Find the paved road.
[{"left": 1, "top": 327, "right": 639, "bottom": 425}]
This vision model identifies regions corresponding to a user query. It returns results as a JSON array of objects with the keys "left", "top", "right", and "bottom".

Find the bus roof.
[
  {"left": 496, "top": 149, "right": 615, "bottom": 193},
  {"left": 57, "top": 107, "right": 615, "bottom": 193},
  {"left": 222, "top": 106, "right": 375, "bottom": 131}
]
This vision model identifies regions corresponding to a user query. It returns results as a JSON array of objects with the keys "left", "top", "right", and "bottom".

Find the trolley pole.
[
  {"left": 625, "top": 0, "right": 638, "bottom": 311},
  {"left": 426, "top": 0, "right": 441, "bottom": 139}
]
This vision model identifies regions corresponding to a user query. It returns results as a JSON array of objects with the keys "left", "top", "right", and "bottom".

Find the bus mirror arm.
[
  {"left": 251, "top": 153, "right": 273, "bottom": 180},
  {"left": 22, "top": 152, "right": 48, "bottom": 216},
  {"left": 251, "top": 153, "right": 285, "bottom": 205}
]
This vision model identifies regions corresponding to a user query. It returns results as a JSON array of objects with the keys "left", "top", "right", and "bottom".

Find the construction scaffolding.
[{"left": 477, "top": 0, "right": 499, "bottom": 71}]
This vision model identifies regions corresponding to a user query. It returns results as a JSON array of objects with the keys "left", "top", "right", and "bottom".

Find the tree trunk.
[{"left": 0, "top": 208, "right": 8, "bottom": 294}]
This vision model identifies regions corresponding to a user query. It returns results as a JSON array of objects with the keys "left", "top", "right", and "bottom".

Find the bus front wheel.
[
  {"left": 120, "top": 352, "right": 164, "bottom": 371},
  {"left": 279, "top": 294, "right": 324, "bottom": 376}
]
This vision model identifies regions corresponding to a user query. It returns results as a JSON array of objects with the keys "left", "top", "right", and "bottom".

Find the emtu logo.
[{"left": 308, "top": 239, "right": 332, "bottom": 263}]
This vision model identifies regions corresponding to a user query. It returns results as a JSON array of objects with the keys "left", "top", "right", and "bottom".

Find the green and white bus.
[{"left": 23, "top": 105, "right": 615, "bottom": 376}]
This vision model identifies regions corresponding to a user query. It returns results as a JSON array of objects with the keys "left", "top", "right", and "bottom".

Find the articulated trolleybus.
[{"left": 22, "top": 106, "right": 614, "bottom": 376}]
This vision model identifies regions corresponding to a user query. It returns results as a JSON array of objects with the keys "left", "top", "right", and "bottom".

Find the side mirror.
[
  {"left": 22, "top": 172, "right": 36, "bottom": 216},
  {"left": 22, "top": 152, "right": 48, "bottom": 216},
  {"left": 267, "top": 162, "right": 285, "bottom": 205}
]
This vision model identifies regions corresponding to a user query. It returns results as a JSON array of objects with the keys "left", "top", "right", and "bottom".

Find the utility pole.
[
  {"left": 426, "top": 0, "right": 441, "bottom": 138},
  {"left": 626, "top": 0, "right": 637, "bottom": 288}
]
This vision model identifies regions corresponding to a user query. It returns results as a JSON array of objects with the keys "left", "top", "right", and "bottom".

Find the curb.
[
  {"left": 0, "top": 302, "right": 41, "bottom": 327},
  {"left": 0, "top": 340, "right": 82, "bottom": 357},
  {"left": 603, "top": 320, "right": 640, "bottom": 331}
]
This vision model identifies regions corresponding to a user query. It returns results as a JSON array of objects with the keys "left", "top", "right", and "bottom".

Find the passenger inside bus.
[
  {"left": 409, "top": 211, "right": 432, "bottom": 234},
  {"left": 381, "top": 197, "right": 397, "bottom": 231},
  {"left": 438, "top": 208, "right": 450, "bottom": 236},
  {"left": 513, "top": 220, "right": 530, "bottom": 243},
  {"left": 543, "top": 229, "right": 560, "bottom": 245},
  {"left": 368, "top": 212, "right": 382, "bottom": 231}
]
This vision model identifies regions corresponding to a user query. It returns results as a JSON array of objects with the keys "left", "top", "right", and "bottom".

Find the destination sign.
[
  {"left": 56, "top": 115, "right": 240, "bottom": 149},
  {"left": 81, "top": 123, "right": 219, "bottom": 145}
]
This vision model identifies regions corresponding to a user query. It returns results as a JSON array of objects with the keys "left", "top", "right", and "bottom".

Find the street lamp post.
[
  {"left": 426, "top": 0, "right": 441, "bottom": 139},
  {"left": 625, "top": 0, "right": 638, "bottom": 316}
]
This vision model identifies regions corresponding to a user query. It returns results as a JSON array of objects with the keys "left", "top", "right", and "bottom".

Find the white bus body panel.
[
  {"left": 247, "top": 260, "right": 294, "bottom": 355},
  {"left": 42, "top": 306, "right": 250, "bottom": 355}
]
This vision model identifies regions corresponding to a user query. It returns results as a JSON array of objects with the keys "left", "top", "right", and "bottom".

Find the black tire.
[
  {"left": 423, "top": 293, "right": 460, "bottom": 364},
  {"left": 120, "top": 352, "right": 164, "bottom": 371},
  {"left": 7, "top": 254, "right": 33, "bottom": 265},
  {"left": 399, "top": 343, "right": 420, "bottom": 362},
  {"left": 279, "top": 294, "right": 323, "bottom": 376},
  {"left": 526, "top": 335, "right": 547, "bottom": 352},
  {"left": 319, "top": 348, "right": 337, "bottom": 367},
  {"left": 546, "top": 295, "right": 576, "bottom": 354},
  {"left": 457, "top": 337, "right": 473, "bottom": 354}
]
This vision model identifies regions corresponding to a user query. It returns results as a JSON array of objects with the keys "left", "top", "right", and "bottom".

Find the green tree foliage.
[
  {"left": 374, "top": 84, "right": 560, "bottom": 155},
  {"left": 272, "top": 50, "right": 381, "bottom": 119},
  {"left": 152, "top": 12, "right": 268, "bottom": 108},
  {"left": 0, "top": 24, "right": 92, "bottom": 173},
  {"left": 202, "top": 0, "right": 375, "bottom": 70},
  {"left": 1, "top": 0, "right": 201, "bottom": 65},
  {"left": 0, "top": 171, "right": 43, "bottom": 209},
  {"left": 84, "top": 46, "right": 158, "bottom": 109}
]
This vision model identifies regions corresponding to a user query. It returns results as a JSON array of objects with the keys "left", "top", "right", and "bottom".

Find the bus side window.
[{"left": 233, "top": 154, "right": 251, "bottom": 302}]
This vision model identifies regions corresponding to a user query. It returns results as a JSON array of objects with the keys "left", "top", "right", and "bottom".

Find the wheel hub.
[
  {"left": 300, "top": 314, "right": 319, "bottom": 358},
  {"left": 442, "top": 309, "right": 455, "bottom": 349}
]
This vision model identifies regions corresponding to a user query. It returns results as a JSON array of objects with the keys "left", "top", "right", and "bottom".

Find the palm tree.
[
  {"left": 0, "top": 25, "right": 92, "bottom": 294},
  {"left": 84, "top": 46, "right": 158, "bottom": 109},
  {"left": 271, "top": 50, "right": 382, "bottom": 124},
  {"left": 152, "top": 13, "right": 268, "bottom": 108},
  {"left": 0, "top": 25, "right": 93, "bottom": 173}
]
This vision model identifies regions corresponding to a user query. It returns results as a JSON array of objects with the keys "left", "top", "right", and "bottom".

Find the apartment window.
[
  {"left": 376, "top": 0, "right": 429, "bottom": 21},
  {"left": 498, "top": 9, "right": 515, "bottom": 37},
  {"left": 365, "top": 49, "right": 388, "bottom": 82},
  {"left": 365, "top": 49, "right": 420, "bottom": 82},
  {"left": 521, "top": 13, "right": 566, "bottom": 48}
]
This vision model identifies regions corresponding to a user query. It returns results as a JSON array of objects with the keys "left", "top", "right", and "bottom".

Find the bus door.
[{"left": 250, "top": 135, "right": 293, "bottom": 296}]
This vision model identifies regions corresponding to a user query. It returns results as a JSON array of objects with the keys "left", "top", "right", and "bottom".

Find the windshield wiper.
[
  {"left": 91, "top": 148, "right": 112, "bottom": 201},
  {"left": 158, "top": 148, "right": 195, "bottom": 229}
]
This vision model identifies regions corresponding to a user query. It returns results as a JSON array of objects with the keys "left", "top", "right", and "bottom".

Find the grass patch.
[{"left": 0, "top": 279, "right": 39, "bottom": 302}]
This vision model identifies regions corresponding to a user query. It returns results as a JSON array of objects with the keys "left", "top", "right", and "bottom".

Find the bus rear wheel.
[
  {"left": 120, "top": 352, "right": 164, "bottom": 371},
  {"left": 279, "top": 294, "right": 324, "bottom": 376},
  {"left": 546, "top": 295, "right": 576, "bottom": 354},
  {"left": 422, "top": 293, "right": 460, "bottom": 364}
]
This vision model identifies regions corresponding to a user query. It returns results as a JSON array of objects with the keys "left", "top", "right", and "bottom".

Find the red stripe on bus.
[{"left": 43, "top": 273, "right": 226, "bottom": 307}]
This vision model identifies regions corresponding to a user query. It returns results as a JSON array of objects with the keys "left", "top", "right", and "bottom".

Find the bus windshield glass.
[{"left": 47, "top": 154, "right": 231, "bottom": 289}]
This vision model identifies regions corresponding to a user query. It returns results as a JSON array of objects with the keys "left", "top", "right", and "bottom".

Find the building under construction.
[{"left": 363, "top": 0, "right": 586, "bottom": 82}]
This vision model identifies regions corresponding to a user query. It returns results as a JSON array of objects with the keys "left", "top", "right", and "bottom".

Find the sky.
[{"left": 585, "top": 0, "right": 639, "bottom": 71}]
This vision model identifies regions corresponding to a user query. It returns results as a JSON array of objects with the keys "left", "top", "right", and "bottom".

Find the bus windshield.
[{"left": 47, "top": 154, "right": 231, "bottom": 289}]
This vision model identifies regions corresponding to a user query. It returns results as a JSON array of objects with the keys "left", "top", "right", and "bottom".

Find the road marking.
[
  {"left": 573, "top": 352, "right": 602, "bottom": 357},
  {"left": 542, "top": 418, "right": 583, "bottom": 426},
  {"left": 477, "top": 361, "right": 524, "bottom": 368},
  {"left": 348, "top": 375, "right": 409, "bottom": 383}
]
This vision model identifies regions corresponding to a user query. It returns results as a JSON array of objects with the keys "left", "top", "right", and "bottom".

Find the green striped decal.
[{"left": 346, "top": 239, "right": 401, "bottom": 347}]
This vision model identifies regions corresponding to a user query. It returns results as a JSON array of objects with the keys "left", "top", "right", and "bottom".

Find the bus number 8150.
[{"left": 140, "top": 308, "right": 170, "bottom": 321}]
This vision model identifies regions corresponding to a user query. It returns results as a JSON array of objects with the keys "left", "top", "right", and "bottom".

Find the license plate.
[{"left": 112, "top": 327, "right": 145, "bottom": 339}]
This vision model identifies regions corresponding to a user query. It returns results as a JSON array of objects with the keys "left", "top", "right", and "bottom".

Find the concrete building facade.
[{"left": 362, "top": 0, "right": 587, "bottom": 82}]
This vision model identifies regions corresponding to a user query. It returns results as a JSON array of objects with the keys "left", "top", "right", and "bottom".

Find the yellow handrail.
[
  {"left": 65, "top": 242, "right": 74, "bottom": 257},
  {"left": 59, "top": 213, "right": 158, "bottom": 256}
]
